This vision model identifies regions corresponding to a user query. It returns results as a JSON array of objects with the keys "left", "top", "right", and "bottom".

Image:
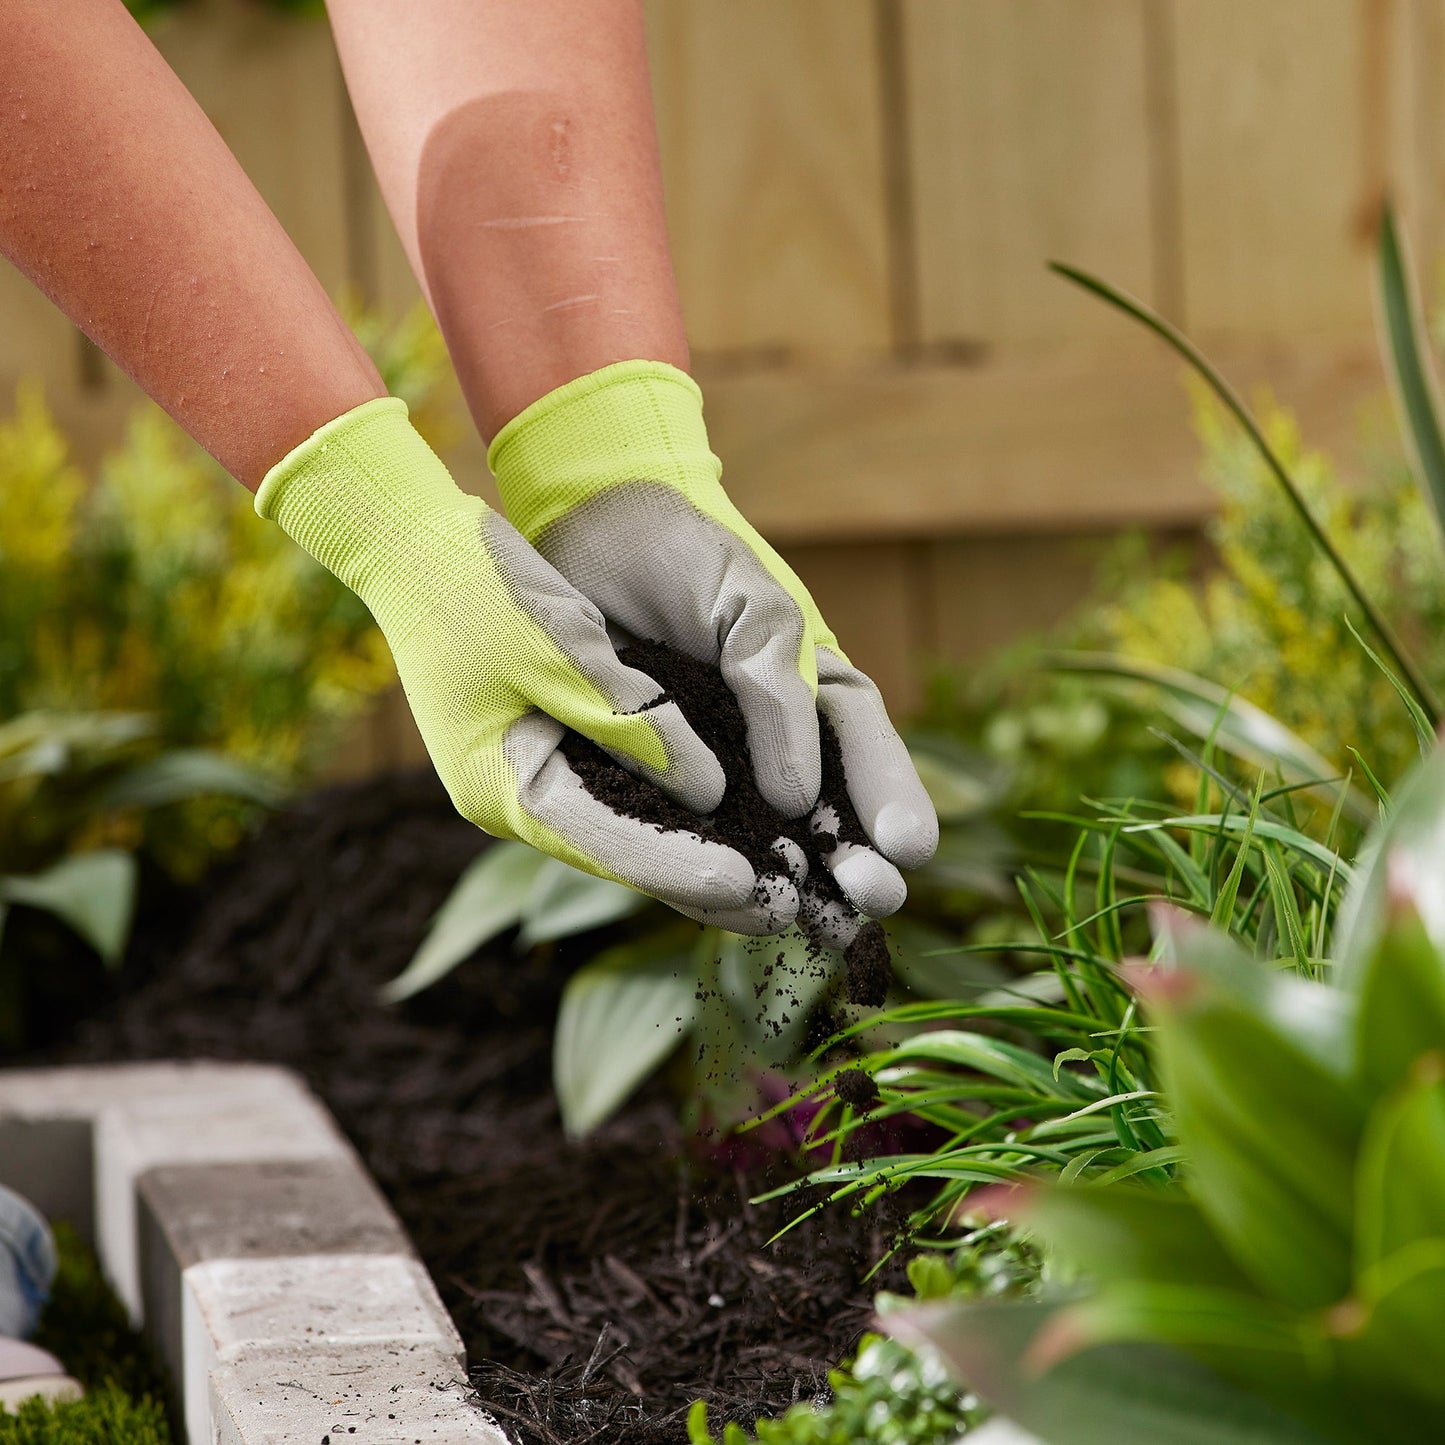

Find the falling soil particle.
[
  {"left": 31, "top": 770, "right": 906, "bottom": 1445},
  {"left": 563, "top": 639, "right": 878, "bottom": 940},
  {"left": 833, "top": 1068, "right": 881, "bottom": 1113},
  {"left": 844, "top": 922, "right": 892, "bottom": 1007}
]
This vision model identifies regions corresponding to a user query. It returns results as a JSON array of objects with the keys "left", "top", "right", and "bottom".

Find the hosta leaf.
[
  {"left": 0, "top": 850, "right": 137, "bottom": 966},
  {"left": 1352, "top": 896, "right": 1445, "bottom": 1100},
  {"left": 885, "top": 1298, "right": 1332, "bottom": 1445},
  {"left": 1354, "top": 1066, "right": 1445, "bottom": 1273},
  {"left": 381, "top": 842, "right": 544, "bottom": 1002},
  {"left": 1027, "top": 1184, "right": 1251, "bottom": 1291},
  {"left": 96, "top": 748, "right": 287, "bottom": 809},
  {"left": 717, "top": 927, "right": 837, "bottom": 1052},
  {"left": 554, "top": 929, "right": 700, "bottom": 1136},
  {"left": 518, "top": 858, "right": 647, "bottom": 947}
]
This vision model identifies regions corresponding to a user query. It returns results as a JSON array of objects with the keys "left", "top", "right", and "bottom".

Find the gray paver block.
[
  {"left": 209, "top": 1343, "right": 511, "bottom": 1445},
  {"left": 96, "top": 1071, "right": 349, "bottom": 1320},
  {"left": 139, "top": 1159, "right": 414, "bottom": 1397},
  {"left": 184, "top": 1256, "right": 465, "bottom": 1445},
  {"left": 139, "top": 1159, "right": 410, "bottom": 1268}
]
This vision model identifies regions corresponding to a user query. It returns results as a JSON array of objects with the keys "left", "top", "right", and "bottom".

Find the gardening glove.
[
  {"left": 255, "top": 396, "right": 790, "bottom": 929},
  {"left": 488, "top": 361, "right": 939, "bottom": 936}
]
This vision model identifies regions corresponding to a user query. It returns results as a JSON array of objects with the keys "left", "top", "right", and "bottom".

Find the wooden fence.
[{"left": 1, "top": 0, "right": 1435, "bottom": 771}]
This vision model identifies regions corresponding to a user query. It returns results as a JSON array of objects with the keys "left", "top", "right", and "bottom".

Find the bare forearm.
[
  {"left": 0, "top": 0, "right": 384, "bottom": 486},
  {"left": 327, "top": 0, "right": 687, "bottom": 441}
]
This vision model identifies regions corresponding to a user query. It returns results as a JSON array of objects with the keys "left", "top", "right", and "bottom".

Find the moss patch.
[{"left": 0, "top": 1223, "right": 174, "bottom": 1444}]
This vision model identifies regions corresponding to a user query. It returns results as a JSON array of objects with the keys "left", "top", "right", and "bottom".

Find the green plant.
[
  {"left": 382, "top": 731, "right": 1009, "bottom": 1137},
  {"left": 4, "top": 1222, "right": 177, "bottom": 1444},
  {"left": 886, "top": 742, "right": 1445, "bottom": 1443},
  {"left": 0, "top": 302, "right": 448, "bottom": 878},
  {"left": 688, "top": 1224, "right": 1041, "bottom": 1444}
]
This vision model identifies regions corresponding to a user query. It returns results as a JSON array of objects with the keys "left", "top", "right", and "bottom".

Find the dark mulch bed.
[{"left": 23, "top": 770, "right": 903, "bottom": 1444}]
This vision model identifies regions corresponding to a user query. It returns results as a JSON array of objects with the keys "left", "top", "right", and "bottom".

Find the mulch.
[{"left": 24, "top": 769, "right": 905, "bottom": 1445}]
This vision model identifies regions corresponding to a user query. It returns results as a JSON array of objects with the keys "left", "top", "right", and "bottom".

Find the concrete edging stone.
[{"left": 0, "top": 1062, "right": 508, "bottom": 1444}]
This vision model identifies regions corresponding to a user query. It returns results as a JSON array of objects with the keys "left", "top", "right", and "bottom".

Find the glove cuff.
[
  {"left": 256, "top": 395, "right": 478, "bottom": 602},
  {"left": 487, "top": 360, "right": 722, "bottom": 541}
]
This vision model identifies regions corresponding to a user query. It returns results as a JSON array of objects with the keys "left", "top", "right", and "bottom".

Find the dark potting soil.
[
  {"left": 38, "top": 769, "right": 906, "bottom": 1445},
  {"left": 563, "top": 638, "right": 876, "bottom": 910}
]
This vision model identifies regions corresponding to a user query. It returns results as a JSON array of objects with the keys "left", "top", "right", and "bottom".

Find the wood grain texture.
[
  {"left": 783, "top": 540, "right": 925, "bottom": 714},
  {"left": 644, "top": 0, "right": 892, "bottom": 357},
  {"left": 903, "top": 0, "right": 1158, "bottom": 349},
  {"left": 699, "top": 340, "right": 1384, "bottom": 543},
  {"left": 1170, "top": 0, "right": 1374, "bottom": 339}
]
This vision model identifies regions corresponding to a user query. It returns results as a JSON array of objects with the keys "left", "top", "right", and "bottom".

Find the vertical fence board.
[
  {"left": 0, "top": 268, "right": 82, "bottom": 394},
  {"left": 1171, "top": 0, "right": 1375, "bottom": 338},
  {"left": 150, "top": 4, "right": 351, "bottom": 296},
  {"left": 903, "top": 0, "right": 1158, "bottom": 350},
  {"left": 782, "top": 542, "right": 922, "bottom": 715},
  {"left": 644, "top": 0, "right": 892, "bottom": 357}
]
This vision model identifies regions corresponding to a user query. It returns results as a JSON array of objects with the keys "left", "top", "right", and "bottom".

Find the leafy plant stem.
[{"left": 1050, "top": 259, "right": 1442, "bottom": 727}]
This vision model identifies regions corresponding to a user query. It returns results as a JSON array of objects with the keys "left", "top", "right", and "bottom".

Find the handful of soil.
[{"left": 560, "top": 637, "right": 894, "bottom": 1005}]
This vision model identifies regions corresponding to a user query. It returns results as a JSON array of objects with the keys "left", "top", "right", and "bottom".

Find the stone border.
[{"left": 0, "top": 1062, "right": 509, "bottom": 1444}]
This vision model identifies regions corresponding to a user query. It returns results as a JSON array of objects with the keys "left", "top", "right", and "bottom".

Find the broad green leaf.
[
  {"left": 1028, "top": 1184, "right": 1251, "bottom": 1291},
  {"left": 554, "top": 930, "right": 700, "bottom": 1136},
  {"left": 907, "top": 743, "right": 1001, "bottom": 822},
  {"left": 1352, "top": 897, "right": 1445, "bottom": 1100},
  {"left": 1375, "top": 203, "right": 1445, "bottom": 551},
  {"left": 886, "top": 1298, "right": 1332, "bottom": 1445},
  {"left": 0, "top": 711, "right": 154, "bottom": 783},
  {"left": 380, "top": 842, "right": 544, "bottom": 1002},
  {"left": 1051, "top": 654, "right": 1371, "bottom": 823},
  {"left": 1355, "top": 1068, "right": 1445, "bottom": 1272},
  {"left": 1151, "top": 912, "right": 1353, "bottom": 1078},
  {"left": 517, "top": 858, "right": 646, "bottom": 947},
  {"left": 0, "top": 850, "right": 137, "bottom": 966},
  {"left": 96, "top": 748, "right": 287, "bottom": 809},
  {"left": 1336, "top": 747, "right": 1445, "bottom": 989},
  {"left": 1339, "top": 1239, "right": 1445, "bottom": 1408},
  {"left": 717, "top": 927, "right": 836, "bottom": 1052},
  {"left": 1149, "top": 980, "right": 1361, "bottom": 1307}
]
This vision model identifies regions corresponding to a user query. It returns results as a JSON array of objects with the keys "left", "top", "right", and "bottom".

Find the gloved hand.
[
  {"left": 256, "top": 395, "right": 783, "bottom": 927},
  {"left": 488, "top": 361, "right": 939, "bottom": 934}
]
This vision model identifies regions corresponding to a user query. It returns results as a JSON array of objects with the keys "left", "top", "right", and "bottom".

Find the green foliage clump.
[
  {"left": 890, "top": 745, "right": 1445, "bottom": 1443},
  {"left": 0, "top": 302, "right": 449, "bottom": 878},
  {"left": 3, "top": 1222, "right": 175, "bottom": 1444},
  {"left": 689, "top": 1224, "right": 1041, "bottom": 1444},
  {"left": 1096, "top": 380, "right": 1445, "bottom": 792}
]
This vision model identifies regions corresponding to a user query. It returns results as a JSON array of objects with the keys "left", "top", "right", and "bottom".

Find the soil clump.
[
  {"left": 563, "top": 639, "right": 881, "bottom": 942},
  {"left": 36, "top": 770, "right": 905, "bottom": 1445}
]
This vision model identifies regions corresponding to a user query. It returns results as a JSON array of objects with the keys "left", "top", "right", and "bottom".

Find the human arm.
[
  {"left": 0, "top": 0, "right": 781, "bottom": 929},
  {"left": 327, "top": 0, "right": 939, "bottom": 934},
  {"left": 0, "top": 0, "right": 384, "bottom": 485}
]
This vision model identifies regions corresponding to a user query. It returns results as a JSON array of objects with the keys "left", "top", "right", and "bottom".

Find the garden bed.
[{"left": 26, "top": 770, "right": 904, "bottom": 1445}]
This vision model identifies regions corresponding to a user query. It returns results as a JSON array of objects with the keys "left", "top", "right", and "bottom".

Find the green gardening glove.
[
  {"left": 256, "top": 396, "right": 787, "bottom": 927},
  {"left": 489, "top": 361, "right": 939, "bottom": 945}
]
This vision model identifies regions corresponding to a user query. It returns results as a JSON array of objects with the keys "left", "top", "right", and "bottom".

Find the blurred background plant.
[{"left": 0, "top": 301, "right": 450, "bottom": 1043}]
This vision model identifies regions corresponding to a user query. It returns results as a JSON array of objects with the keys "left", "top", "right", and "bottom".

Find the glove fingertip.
[{"left": 872, "top": 800, "right": 940, "bottom": 871}]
